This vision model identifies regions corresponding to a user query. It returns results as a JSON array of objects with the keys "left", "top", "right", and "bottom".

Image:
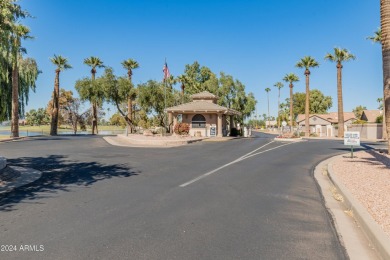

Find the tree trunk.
[
  {"left": 127, "top": 98, "right": 132, "bottom": 134},
  {"left": 91, "top": 70, "right": 98, "bottom": 135},
  {"left": 92, "top": 103, "right": 98, "bottom": 135},
  {"left": 337, "top": 63, "right": 344, "bottom": 137},
  {"left": 181, "top": 84, "right": 185, "bottom": 104},
  {"left": 289, "top": 83, "right": 294, "bottom": 129},
  {"left": 127, "top": 70, "right": 133, "bottom": 134},
  {"left": 267, "top": 94, "right": 270, "bottom": 129},
  {"left": 11, "top": 60, "right": 19, "bottom": 138},
  {"left": 305, "top": 70, "right": 310, "bottom": 137},
  {"left": 277, "top": 89, "right": 280, "bottom": 128},
  {"left": 50, "top": 70, "right": 60, "bottom": 135},
  {"left": 381, "top": 0, "right": 390, "bottom": 152}
]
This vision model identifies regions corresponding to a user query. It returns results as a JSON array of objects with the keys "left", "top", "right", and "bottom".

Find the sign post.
[
  {"left": 281, "top": 121, "right": 287, "bottom": 136},
  {"left": 344, "top": 131, "right": 360, "bottom": 158}
]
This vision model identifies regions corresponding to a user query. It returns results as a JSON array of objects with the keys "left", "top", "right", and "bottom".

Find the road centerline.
[{"left": 179, "top": 141, "right": 296, "bottom": 187}]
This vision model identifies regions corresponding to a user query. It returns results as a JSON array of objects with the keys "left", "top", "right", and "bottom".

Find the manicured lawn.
[{"left": 0, "top": 125, "right": 124, "bottom": 132}]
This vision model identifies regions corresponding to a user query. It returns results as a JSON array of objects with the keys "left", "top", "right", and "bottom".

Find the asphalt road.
[{"left": 0, "top": 133, "right": 356, "bottom": 259}]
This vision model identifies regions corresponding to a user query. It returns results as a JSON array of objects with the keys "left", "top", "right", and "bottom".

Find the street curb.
[
  {"left": 0, "top": 137, "right": 26, "bottom": 143},
  {"left": 327, "top": 155, "right": 390, "bottom": 260},
  {"left": 0, "top": 166, "right": 42, "bottom": 195},
  {"left": 0, "top": 157, "right": 6, "bottom": 170},
  {"left": 117, "top": 134, "right": 206, "bottom": 146}
]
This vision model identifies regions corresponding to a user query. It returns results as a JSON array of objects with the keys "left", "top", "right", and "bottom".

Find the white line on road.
[
  {"left": 237, "top": 141, "right": 274, "bottom": 160},
  {"left": 179, "top": 141, "right": 295, "bottom": 187}
]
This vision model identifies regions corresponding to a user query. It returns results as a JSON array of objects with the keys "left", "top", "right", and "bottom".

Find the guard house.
[{"left": 165, "top": 91, "right": 241, "bottom": 137}]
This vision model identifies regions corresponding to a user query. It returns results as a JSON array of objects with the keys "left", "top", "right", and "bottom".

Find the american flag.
[{"left": 163, "top": 61, "right": 170, "bottom": 80}]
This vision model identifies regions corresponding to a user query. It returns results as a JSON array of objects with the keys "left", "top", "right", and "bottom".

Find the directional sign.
[
  {"left": 282, "top": 121, "right": 287, "bottom": 127},
  {"left": 344, "top": 131, "right": 360, "bottom": 146}
]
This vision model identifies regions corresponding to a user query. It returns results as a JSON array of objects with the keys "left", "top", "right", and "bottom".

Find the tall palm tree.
[
  {"left": 283, "top": 73, "right": 300, "bottom": 129},
  {"left": 49, "top": 55, "right": 72, "bottom": 135},
  {"left": 11, "top": 24, "right": 31, "bottom": 138},
  {"left": 265, "top": 88, "right": 271, "bottom": 128},
  {"left": 273, "top": 82, "right": 284, "bottom": 128},
  {"left": 84, "top": 56, "right": 104, "bottom": 135},
  {"left": 296, "top": 56, "right": 319, "bottom": 137},
  {"left": 121, "top": 58, "right": 139, "bottom": 133},
  {"left": 325, "top": 48, "right": 355, "bottom": 138},
  {"left": 381, "top": 0, "right": 390, "bottom": 152},
  {"left": 177, "top": 75, "right": 187, "bottom": 104}
]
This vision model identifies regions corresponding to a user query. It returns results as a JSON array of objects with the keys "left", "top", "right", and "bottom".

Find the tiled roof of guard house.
[
  {"left": 165, "top": 101, "right": 241, "bottom": 115},
  {"left": 190, "top": 91, "right": 218, "bottom": 100},
  {"left": 165, "top": 91, "right": 241, "bottom": 116}
]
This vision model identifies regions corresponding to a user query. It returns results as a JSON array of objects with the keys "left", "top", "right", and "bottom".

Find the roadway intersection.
[{"left": 0, "top": 133, "right": 357, "bottom": 259}]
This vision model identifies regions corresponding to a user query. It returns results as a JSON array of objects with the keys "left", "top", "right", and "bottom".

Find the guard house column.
[
  {"left": 173, "top": 113, "right": 177, "bottom": 126},
  {"left": 217, "top": 113, "right": 223, "bottom": 137},
  {"left": 168, "top": 112, "right": 173, "bottom": 134}
]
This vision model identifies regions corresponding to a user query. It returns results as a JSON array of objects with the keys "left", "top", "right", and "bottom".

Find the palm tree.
[
  {"left": 49, "top": 55, "right": 72, "bottom": 135},
  {"left": 177, "top": 75, "right": 187, "bottom": 103},
  {"left": 10, "top": 24, "right": 32, "bottom": 138},
  {"left": 273, "top": 82, "right": 284, "bottom": 128},
  {"left": 283, "top": 73, "right": 300, "bottom": 129},
  {"left": 296, "top": 56, "right": 319, "bottom": 137},
  {"left": 381, "top": 0, "right": 390, "bottom": 152},
  {"left": 377, "top": 97, "right": 384, "bottom": 110},
  {"left": 265, "top": 88, "right": 271, "bottom": 129},
  {"left": 325, "top": 48, "right": 355, "bottom": 138},
  {"left": 121, "top": 58, "right": 139, "bottom": 133},
  {"left": 367, "top": 28, "right": 382, "bottom": 43},
  {"left": 84, "top": 56, "right": 104, "bottom": 135}
]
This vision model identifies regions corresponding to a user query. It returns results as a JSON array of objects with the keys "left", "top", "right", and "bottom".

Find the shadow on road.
[{"left": 0, "top": 155, "right": 139, "bottom": 212}]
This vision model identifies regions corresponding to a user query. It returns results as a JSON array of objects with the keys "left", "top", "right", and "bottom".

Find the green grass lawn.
[
  {"left": 0, "top": 125, "right": 125, "bottom": 132},
  {"left": 0, "top": 125, "right": 125, "bottom": 138}
]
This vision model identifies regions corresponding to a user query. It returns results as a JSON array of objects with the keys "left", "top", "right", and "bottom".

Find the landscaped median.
[
  {"left": 104, "top": 134, "right": 207, "bottom": 147},
  {"left": 273, "top": 136, "right": 304, "bottom": 142}
]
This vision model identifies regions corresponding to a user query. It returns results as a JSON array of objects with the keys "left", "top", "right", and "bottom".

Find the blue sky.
[{"left": 21, "top": 0, "right": 382, "bottom": 119}]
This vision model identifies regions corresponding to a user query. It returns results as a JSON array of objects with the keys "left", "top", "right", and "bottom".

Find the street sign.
[
  {"left": 282, "top": 121, "right": 287, "bottom": 127},
  {"left": 344, "top": 131, "right": 360, "bottom": 146},
  {"left": 344, "top": 131, "right": 360, "bottom": 158}
]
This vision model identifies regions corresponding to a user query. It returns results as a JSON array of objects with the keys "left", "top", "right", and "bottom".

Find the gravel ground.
[{"left": 332, "top": 150, "right": 390, "bottom": 238}]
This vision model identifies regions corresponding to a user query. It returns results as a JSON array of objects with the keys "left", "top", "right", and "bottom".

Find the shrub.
[
  {"left": 174, "top": 123, "right": 190, "bottom": 135},
  {"left": 352, "top": 119, "right": 367, "bottom": 124},
  {"left": 376, "top": 115, "right": 383, "bottom": 123}
]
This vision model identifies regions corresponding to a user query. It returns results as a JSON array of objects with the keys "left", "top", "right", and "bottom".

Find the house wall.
[
  {"left": 179, "top": 113, "right": 219, "bottom": 137},
  {"left": 347, "top": 124, "right": 383, "bottom": 139},
  {"left": 298, "top": 116, "right": 331, "bottom": 126}
]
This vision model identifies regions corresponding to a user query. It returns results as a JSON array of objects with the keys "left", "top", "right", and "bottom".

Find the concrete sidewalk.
[{"left": 315, "top": 154, "right": 390, "bottom": 260}]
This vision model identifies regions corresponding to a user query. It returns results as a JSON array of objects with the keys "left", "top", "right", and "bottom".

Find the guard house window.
[{"left": 192, "top": 114, "right": 206, "bottom": 128}]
